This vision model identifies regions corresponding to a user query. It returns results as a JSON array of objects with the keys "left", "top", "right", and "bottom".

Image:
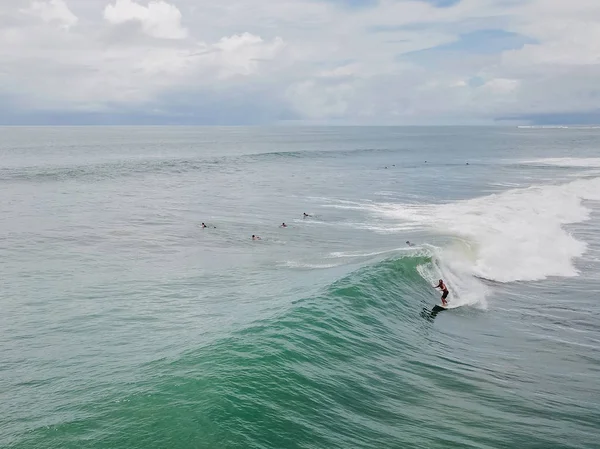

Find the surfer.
[
  {"left": 252, "top": 235, "right": 261, "bottom": 240},
  {"left": 280, "top": 223, "right": 287, "bottom": 228},
  {"left": 201, "top": 223, "right": 207, "bottom": 228},
  {"left": 406, "top": 241, "right": 415, "bottom": 247},
  {"left": 434, "top": 279, "right": 449, "bottom": 306},
  {"left": 303, "top": 213, "right": 311, "bottom": 218}
]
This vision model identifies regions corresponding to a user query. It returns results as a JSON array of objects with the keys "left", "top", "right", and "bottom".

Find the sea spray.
[{"left": 373, "top": 177, "right": 600, "bottom": 283}]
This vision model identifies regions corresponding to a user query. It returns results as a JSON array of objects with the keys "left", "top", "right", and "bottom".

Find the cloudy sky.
[{"left": 1, "top": 0, "right": 599, "bottom": 125}]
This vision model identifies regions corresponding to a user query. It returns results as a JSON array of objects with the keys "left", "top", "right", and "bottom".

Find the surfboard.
[{"left": 421, "top": 304, "right": 447, "bottom": 319}]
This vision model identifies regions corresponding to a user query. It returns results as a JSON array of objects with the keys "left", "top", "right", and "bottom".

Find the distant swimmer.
[
  {"left": 201, "top": 223, "right": 216, "bottom": 229},
  {"left": 252, "top": 235, "right": 261, "bottom": 240},
  {"left": 406, "top": 241, "right": 415, "bottom": 247},
  {"left": 434, "top": 279, "right": 449, "bottom": 307},
  {"left": 303, "top": 213, "right": 311, "bottom": 219},
  {"left": 201, "top": 223, "right": 207, "bottom": 229},
  {"left": 280, "top": 223, "right": 288, "bottom": 228}
]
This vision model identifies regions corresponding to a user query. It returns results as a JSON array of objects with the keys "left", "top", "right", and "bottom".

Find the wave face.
[
  {"left": 12, "top": 257, "right": 449, "bottom": 449},
  {"left": 13, "top": 250, "right": 598, "bottom": 449}
]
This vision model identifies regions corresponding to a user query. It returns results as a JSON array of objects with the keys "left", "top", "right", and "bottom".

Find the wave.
[
  {"left": 521, "top": 157, "right": 600, "bottom": 168},
  {"left": 0, "top": 157, "right": 228, "bottom": 183},
  {"left": 282, "top": 260, "right": 342, "bottom": 269},
  {"left": 247, "top": 147, "right": 404, "bottom": 161},
  {"left": 11, "top": 251, "right": 595, "bottom": 449},
  {"left": 284, "top": 247, "right": 475, "bottom": 309},
  {"left": 12, "top": 255, "right": 447, "bottom": 449},
  {"left": 371, "top": 177, "right": 600, "bottom": 284},
  {"left": 0, "top": 147, "right": 404, "bottom": 184},
  {"left": 518, "top": 125, "right": 600, "bottom": 129},
  {"left": 517, "top": 125, "right": 570, "bottom": 129},
  {"left": 328, "top": 247, "right": 413, "bottom": 258}
]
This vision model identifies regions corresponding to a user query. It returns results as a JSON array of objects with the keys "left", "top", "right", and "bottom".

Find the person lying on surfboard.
[{"left": 434, "top": 279, "right": 449, "bottom": 306}]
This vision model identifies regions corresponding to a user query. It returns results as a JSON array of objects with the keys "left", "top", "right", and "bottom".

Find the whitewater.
[{"left": 364, "top": 172, "right": 600, "bottom": 311}]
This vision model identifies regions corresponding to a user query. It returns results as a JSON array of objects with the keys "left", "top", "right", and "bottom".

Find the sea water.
[{"left": 1, "top": 126, "right": 599, "bottom": 448}]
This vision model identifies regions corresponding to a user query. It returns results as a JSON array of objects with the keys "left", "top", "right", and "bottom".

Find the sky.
[{"left": 1, "top": 0, "right": 600, "bottom": 125}]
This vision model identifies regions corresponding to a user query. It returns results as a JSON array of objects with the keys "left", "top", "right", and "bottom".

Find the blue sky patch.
[
  {"left": 441, "top": 29, "right": 536, "bottom": 53},
  {"left": 400, "top": 29, "right": 536, "bottom": 63},
  {"left": 468, "top": 76, "right": 486, "bottom": 88},
  {"left": 417, "top": 0, "right": 461, "bottom": 7}
]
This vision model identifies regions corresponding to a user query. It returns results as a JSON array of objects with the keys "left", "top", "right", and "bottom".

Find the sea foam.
[
  {"left": 375, "top": 177, "right": 600, "bottom": 284},
  {"left": 521, "top": 157, "right": 600, "bottom": 168}
]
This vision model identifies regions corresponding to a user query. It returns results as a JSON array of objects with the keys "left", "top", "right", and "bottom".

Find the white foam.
[
  {"left": 488, "top": 182, "right": 524, "bottom": 188},
  {"left": 414, "top": 243, "right": 488, "bottom": 308},
  {"left": 518, "top": 125, "right": 600, "bottom": 130},
  {"left": 518, "top": 125, "right": 570, "bottom": 129},
  {"left": 282, "top": 261, "right": 340, "bottom": 269},
  {"left": 521, "top": 157, "right": 600, "bottom": 168},
  {"left": 375, "top": 177, "right": 600, "bottom": 284},
  {"left": 329, "top": 247, "right": 412, "bottom": 259}
]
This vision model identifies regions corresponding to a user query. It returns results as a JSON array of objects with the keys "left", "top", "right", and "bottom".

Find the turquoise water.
[{"left": 1, "top": 127, "right": 599, "bottom": 448}]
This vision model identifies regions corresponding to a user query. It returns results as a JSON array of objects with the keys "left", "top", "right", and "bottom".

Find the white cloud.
[
  {"left": 210, "top": 33, "right": 286, "bottom": 78},
  {"left": 21, "top": 0, "right": 78, "bottom": 29},
  {"left": 0, "top": 18, "right": 285, "bottom": 113},
  {"left": 2, "top": 0, "right": 600, "bottom": 123},
  {"left": 286, "top": 79, "right": 355, "bottom": 119},
  {"left": 482, "top": 78, "right": 519, "bottom": 94},
  {"left": 104, "top": 0, "right": 187, "bottom": 39}
]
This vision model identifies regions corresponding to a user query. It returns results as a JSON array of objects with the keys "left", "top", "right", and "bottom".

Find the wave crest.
[{"left": 373, "top": 177, "right": 600, "bottom": 283}]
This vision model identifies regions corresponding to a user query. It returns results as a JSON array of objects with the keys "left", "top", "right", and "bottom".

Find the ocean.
[{"left": 1, "top": 126, "right": 599, "bottom": 448}]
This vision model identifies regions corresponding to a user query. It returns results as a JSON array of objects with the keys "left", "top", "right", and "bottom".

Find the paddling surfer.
[{"left": 434, "top": 279, "right": 449, "bottom": 306}]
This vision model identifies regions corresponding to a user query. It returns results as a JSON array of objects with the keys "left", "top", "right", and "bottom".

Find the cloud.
[
  {"left": 211, "top": 33, "right": 286, "bottom": 78},
  {"left": 318, "top": 0, "right": 379, "bottom": 9},
  {"left": 2, "top": 0, "right": 600, "bottom": 124},
  {"left": 21, "top": 0, "right": 78, "bottom": 29},
  {"left": 104, "top": 0, "right": 187, "bottom": 39}
]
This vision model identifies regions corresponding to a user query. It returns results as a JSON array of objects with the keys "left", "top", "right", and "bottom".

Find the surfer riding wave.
[{"left": 434, "top": 279, "right": 449, "bottom": 306}]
